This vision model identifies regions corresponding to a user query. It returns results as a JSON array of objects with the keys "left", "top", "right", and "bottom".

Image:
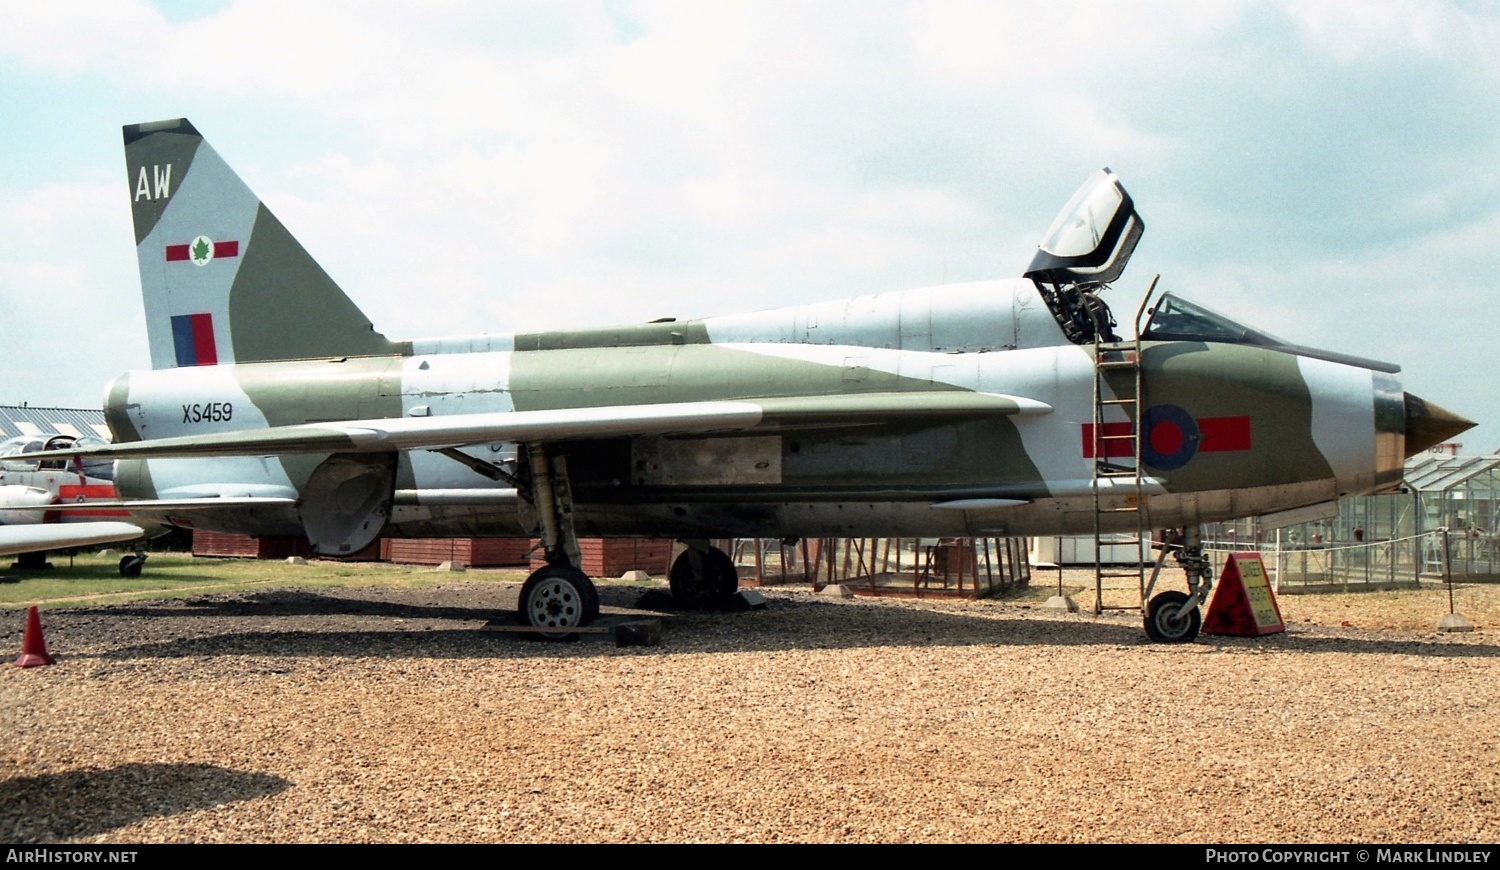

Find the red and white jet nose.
[{"left": 1403, "top": 393, "right": 1474, "bottom": 457}]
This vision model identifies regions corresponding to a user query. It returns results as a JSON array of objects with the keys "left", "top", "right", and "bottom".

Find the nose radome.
[{"left": 1404, "top": 393, "right": 1475, "bottom": 457}]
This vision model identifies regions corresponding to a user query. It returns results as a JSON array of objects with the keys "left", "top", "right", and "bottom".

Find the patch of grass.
[{"left": 0, "top": 553, "right": 532, "bottom": 609}]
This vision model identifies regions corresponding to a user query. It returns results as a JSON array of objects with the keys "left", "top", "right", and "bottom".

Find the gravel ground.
[{"left": 1, "top": 572, "right": 1497, "bottom": 844}]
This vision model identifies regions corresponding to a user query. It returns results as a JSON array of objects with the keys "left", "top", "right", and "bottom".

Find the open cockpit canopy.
[
  {"left": 1026, "top": 169, "right": 1143, "bottom": 344},
  {"left": 1025, "top": 168, "right": 1143, "bottom": 288}
]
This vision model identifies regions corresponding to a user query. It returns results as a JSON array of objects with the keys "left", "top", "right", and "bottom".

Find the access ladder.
[{"left": 1085, "top": 281, "right": 1159, "bottom": 614}]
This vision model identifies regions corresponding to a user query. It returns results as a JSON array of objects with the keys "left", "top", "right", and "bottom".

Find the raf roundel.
[{"left": 1141, "top": 404, "right": 1201, "bottom": 470}]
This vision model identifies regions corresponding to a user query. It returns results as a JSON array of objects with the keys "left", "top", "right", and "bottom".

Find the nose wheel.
[
  {"left": 1141, "top": 527, "right": 1210, "bottom": 643},
  {"left": 1144, "top": 590, "right": 1201, "bottom": 642}
]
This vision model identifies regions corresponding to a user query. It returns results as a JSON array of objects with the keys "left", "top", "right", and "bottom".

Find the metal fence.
[{"left": 1204, "top": 528, "right": 1492, "bottom": 591}]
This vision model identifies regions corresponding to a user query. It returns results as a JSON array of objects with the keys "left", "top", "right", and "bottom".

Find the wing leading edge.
[{"left": 33, "top": 392, "right": 1053, "bottom": 461}]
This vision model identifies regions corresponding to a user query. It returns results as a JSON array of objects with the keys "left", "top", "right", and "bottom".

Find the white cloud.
[
  {"left": 0, "top": 0, "right": 165, "bottom": 74},
  {"left": 1284, "top": 0, "right": 1457, "bottom": 65}
]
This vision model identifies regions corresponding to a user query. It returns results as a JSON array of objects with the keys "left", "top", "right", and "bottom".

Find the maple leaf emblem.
[{"left": 190, "top": 235, "right": 214, "bottom": 265}]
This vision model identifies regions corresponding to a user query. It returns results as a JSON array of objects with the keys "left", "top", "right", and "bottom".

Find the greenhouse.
[{"left": 1203, "top": 451, "right": 1500, "bottom": 587}]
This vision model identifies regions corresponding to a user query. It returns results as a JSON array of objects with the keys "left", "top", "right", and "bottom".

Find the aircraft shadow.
[
  {"left": 63, "top": 586, "right": 1500, "bottom": 661},
  {"left": 0, "top": 762, "right": 290, "bottom": 843},
  {"left": 88, "top": 588, "right": 510, "bottom": 622}
]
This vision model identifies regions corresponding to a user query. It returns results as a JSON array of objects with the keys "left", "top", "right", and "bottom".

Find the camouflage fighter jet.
[{"left": 39, "top": 118, "right": 1473, "bottom": 641}]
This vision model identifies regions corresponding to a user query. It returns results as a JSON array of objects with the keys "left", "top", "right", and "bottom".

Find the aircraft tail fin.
[{"left": 124, "top": 118, "right": 408, "bottom": 369}]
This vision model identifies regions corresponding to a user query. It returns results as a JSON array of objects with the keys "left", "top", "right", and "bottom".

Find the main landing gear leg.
[
  {"left": 669, "top": 540, "right": 739, "bottom": 611},
  {"left": 516, "top": 443, "right": 599, "bottom": 639},
  {"left": 1143, "top": 526, "right": 1210, "bottom": 643}
]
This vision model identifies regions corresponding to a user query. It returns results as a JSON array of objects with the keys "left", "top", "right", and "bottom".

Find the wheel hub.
[{"left": 528, "top": 578, "right": 580, "bottom": 627}]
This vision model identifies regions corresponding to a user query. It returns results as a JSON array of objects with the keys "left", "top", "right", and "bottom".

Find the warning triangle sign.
[{"left": 1203, "top": 552, "right": 1285, "bottom": 636}]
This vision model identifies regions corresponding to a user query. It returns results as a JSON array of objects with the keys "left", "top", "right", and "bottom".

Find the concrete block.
[
  {"left": 1042, "top": 595, "right": 1080, "bottom": 613},
  {"left": 615, "top": 619, "right": 662, "bottom": 647},
  {"left": 1438, "top": 612, "right": 1475, "bottom": 632},
  {"left": 735, "top": 589, "right": 769, "bottom": 609}
]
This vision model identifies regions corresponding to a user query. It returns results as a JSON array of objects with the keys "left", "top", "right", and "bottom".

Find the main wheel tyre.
[
  {"left": 517, "top": 565, "right": 597, "bottom": 640},
  {"left": 119, "top": 556, "right": 144, "bottom": 578},
  {"left": 669, "top": 547, "right": 739, "bottom": 611},
  {"left": 1144, "top": 590, "right": 1201, "bottom": 643},
  {"left": 578, "top": 571, "right": 601, "bottom": 624},
  {"left": 708, "top": 547, "right": 740, "bottom": 599}
]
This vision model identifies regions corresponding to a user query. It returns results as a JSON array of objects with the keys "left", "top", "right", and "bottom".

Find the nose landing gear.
[
  {"left": 1144, "top": 590, "right": 1202, "bottom": 642},
  {"left": 1143, "top": 527, "right": 1212, "bottom": 643}
]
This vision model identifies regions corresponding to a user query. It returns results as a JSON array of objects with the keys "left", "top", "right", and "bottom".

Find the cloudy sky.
[{"left": 2, "top": 0, "right": 1497, "bottom": 450}]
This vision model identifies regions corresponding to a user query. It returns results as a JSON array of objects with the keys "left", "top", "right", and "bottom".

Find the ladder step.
[{"left": 1092, "top": 341, "right": 1147, "bottom": 611}]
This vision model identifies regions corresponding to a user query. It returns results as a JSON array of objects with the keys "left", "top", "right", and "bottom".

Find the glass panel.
[
  {"left": 0, "top": 435, "right": 42, "bottom": 471},
  {"left": 1038, "top": 172, "right": 1125, "bottom": 258},
  {"left": 1141, "top": 294, "right": 1289, "bottom": 345}
]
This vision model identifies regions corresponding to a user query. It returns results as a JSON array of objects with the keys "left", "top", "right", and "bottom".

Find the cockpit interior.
[{"left": 0, "top": 435, "right": 115, "bottom": 479}]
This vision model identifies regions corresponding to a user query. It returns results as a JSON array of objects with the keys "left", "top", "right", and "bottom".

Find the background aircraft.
[
  {"left": 0, "top": 433, "right": 153, "bottom": 574},
  {"left": 40, "top": 118, "right": 1472, "bottom": 641}
]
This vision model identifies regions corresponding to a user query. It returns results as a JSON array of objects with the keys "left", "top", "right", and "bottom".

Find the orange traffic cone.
[{"left": 14, "top": 606, "right": 55, "bottom": 668}]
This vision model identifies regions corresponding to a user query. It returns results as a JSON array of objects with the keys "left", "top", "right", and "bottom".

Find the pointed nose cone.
[{"left": 1405, "top": 394, "right": 1475, "bottom": 457}]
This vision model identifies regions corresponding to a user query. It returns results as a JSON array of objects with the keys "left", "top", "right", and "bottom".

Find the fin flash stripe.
[{"left": 170, "top": 313, "right": 219, "bottom": 367}]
